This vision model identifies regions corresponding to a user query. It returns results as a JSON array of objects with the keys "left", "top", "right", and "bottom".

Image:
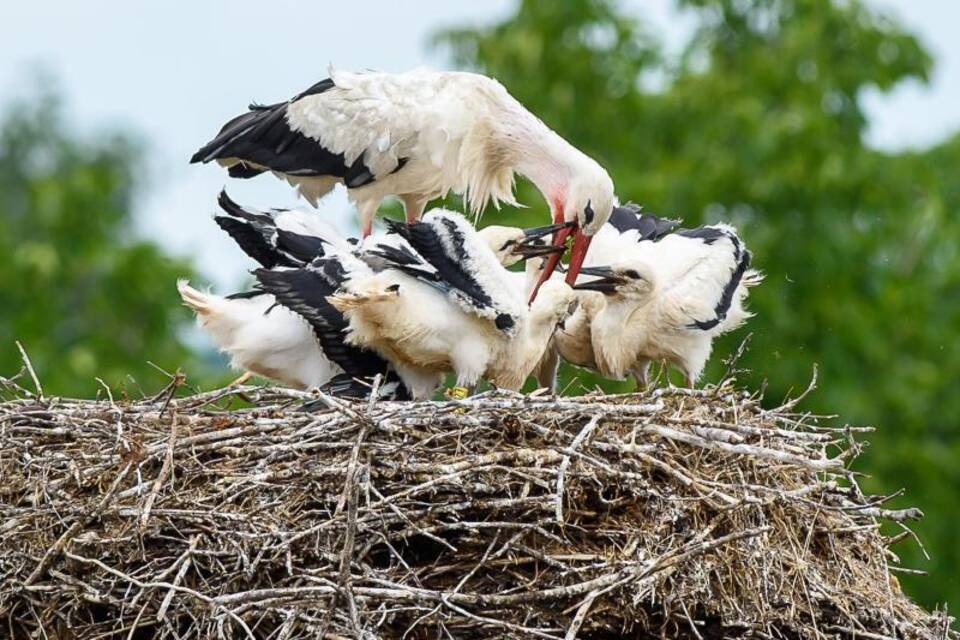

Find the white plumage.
[
  {"left": 177, "top": 281, "right": 336, "bottom": 389},
  {"left": 191, "top": 68, "right": 615, "bottom": 295},
  {"left": 329, "top": 272, "right": 575, "bottom": 394},
  {"left": 313, "top": 210, "right": 576, "bottom": 394},
  {"left": 557, "top": 210, "right": 762, "bottom": 387}
]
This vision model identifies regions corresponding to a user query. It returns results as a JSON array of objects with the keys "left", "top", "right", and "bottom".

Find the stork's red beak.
[
  {"left": 565, "top": 231, "right": 593, "bottom": 287},
  {"left": 529, "top": 223, "right": 575, "bottom": 304}
]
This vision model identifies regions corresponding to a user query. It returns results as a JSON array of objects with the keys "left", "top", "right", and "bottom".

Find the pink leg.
[
  {"left": 359, "top": 201, "right": 378, "bottom": 239},
  {"left": 401, "top": 195, "right": 428, "bottom": 224}
]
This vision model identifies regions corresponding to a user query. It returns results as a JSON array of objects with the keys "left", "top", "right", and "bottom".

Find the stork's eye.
[
  {"left": 566, "top": 299, "right": 579, "bottom": 315},
  {"left": 624, "top": 269, "right": 641, "bottom": 279},
  {"left": 583, "top": 200, "right": 595, "bottom": 225}
]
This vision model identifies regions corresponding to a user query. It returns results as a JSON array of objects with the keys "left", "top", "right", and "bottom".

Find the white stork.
[
  {"left": 568, "top": 209, "right": 763, "bottom": 387},
  {"left": 190, "top": 68, "right": 616, "bottom": 296},
  {"left": 180, "top": 194, "right": 412, "bottom": 400},
  {"left": 257, "top": 209, "right": 577, "bottom": 397}
]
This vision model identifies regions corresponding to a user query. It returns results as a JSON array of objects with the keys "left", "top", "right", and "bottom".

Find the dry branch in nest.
[{"left": 0, "top": 375, "right": 953, "bottom": 640}]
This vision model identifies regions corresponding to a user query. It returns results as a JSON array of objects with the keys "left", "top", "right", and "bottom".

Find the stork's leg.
[
  {"left": 358, "top": 200, "right": 380, "bottom": 238},
  {"left": 631, "top": 360, "right": 651, "bottom": 391},
  {"left": 400, "top": 194, "right": 430, "bottom": 224},
  {"left": 533, "top": 346, "right": 560, "bottom": 393}
]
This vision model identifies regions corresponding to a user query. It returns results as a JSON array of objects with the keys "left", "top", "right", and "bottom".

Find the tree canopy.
[
  {"left": 436, "top": 0, "right": 959, "bottom": 610},
  {"left": 0, "top": 89, "right": 204, "bottom": 398}
]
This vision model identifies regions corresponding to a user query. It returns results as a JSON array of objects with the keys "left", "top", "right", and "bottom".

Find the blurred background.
[{"left": 1, "top": 0, "right": 956, "bottom": 611}]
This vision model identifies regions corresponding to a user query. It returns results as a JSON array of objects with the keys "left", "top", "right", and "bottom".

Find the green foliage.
[
  {"left": 0, "top": 89, "right": 206, "bottom": 397},
  {"left": 436, "top": 0, "right": 958, "bottom": 609}
]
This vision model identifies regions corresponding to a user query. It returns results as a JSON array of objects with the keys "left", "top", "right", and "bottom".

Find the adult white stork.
[
  {"left": 180, "top": 194, "right": 413, "bottom": 400},
  {"left": 568, "top": 211, "right": 763, "bottom": 387},
  {"left": 190, "top": 68, "right": 616, "bottom": 296},
  {"left": 257, "top": 209, "right": 577, "bottom": 397}
]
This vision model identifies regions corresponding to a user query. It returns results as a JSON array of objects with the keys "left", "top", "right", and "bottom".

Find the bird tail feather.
[
  {"left": 327, "top": 290, "right": 398, "bottom": 313},
  {"left": 742, "top": 269, "right": 765, "bottom": 288},
  {"left": 177, "top": 279, "right": 217, "bottom": 316}
]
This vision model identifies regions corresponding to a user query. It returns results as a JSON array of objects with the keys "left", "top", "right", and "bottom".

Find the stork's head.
[
  {"left": 528, "top": 280, "right": 579, "bottom": 329},
  {"left": 530, "top": 161, "right": 616, "bottom": 304},
  {"left": 479, "top": 223, "right": 569, "bottom": 267},
  {"left": 563, "top": 166, "right": 616, "bottom": 236},
  {"left": 572, "top": 261, "right": 655, "bottom": 301}
]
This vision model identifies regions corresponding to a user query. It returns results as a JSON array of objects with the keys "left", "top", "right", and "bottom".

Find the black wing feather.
[
  {"left": 687, "top": 230, "right": 752, "bottom": 330},
  {"left": 191, "top": 78, "right": 386, "bottom": 188},
  {"left": 275, "top": 229, "right": 329, "bottom": 264},
  {"left": 385, "top": 218, "right": 495, "bottom": 310},
  {"left": 224, "top": 289, "right": 269, "bottom": 301},
  {"left": 675, "top": 226, "right": 727, "bottom": 245},
  {"left": 362, "top": 242, "right": 448, "bottom": 291},
  {"left": 313, "top": 371, "right": 411, "bottom": 403},
  {"left": 607, "top": 204, "right": 680, "bottom": 241},
  {"left": 214, "top": 216, "right": 288, "bottom": 269},
  {"left": 254, "top": 265, "right": 389, "bottom": 380},
  {"left": 214, "top": 191, "right": 299, "bottom": 268}
]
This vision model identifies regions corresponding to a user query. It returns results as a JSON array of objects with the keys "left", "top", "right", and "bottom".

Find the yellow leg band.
[{"left": 445, "top": 386, "right": 469, "bottom": 400}]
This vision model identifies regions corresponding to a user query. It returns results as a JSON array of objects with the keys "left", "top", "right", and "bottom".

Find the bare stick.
[
  {"left": 15, "top": 341, "right": 43, "bottom": 400},
  {"left": 556, "top": 414, "right": 601, "bottom": 524},
  {"left": 156, "top": 535, "right": 198, "bottom": 621},
  {"left": 140, "top": 414, "right": 179, "bottom": 531},
  {"left": 24, "top": 462, "right": 133, "bottom": 586}
]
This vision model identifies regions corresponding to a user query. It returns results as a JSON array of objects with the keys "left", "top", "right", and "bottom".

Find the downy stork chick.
[
  {"left": 177, "top": 280, "right": 332, "bottom": 389},
  {"left": 326, "top": 209, "right": 577, "bottom": 394},
  {"left": 328, "top": 273, "right": 576, "bottom": 393},
  {"left": 190, "top": 68, "right": 614, "bottom": 294},
  {"left": 531, "top": 206, "right": 679, "bottom": 391},
  {"left": 177, "top": 281, "right": 411, "bottom": 401},
  {"left": 478, "top": 223, "right": 570, "bottom": 268},
  {"left": 573, "top": 224, "right": 762, "bottom": 387}
]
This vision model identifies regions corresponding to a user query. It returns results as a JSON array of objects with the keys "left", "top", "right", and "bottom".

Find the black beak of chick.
[
  {"left": 512, "top": 222, "right": 573, "bottom": 259},
  {"left": 572, "top": 265, "right": 626, "bottom": 294}
]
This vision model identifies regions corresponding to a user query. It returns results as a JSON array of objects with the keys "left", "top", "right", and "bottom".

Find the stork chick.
[
  {"left": 572, "top": 223, "right": 762, "bottom": 387},
  {"left": 177, "top": 280, "right": 332, "bottom": 389},
  {"left": 178, "top": 280, "right": 411, "bottom": 400},
  {"left": 332, "top": 210, "right": 576, "bottom": 394},
  {"left": 329, "top": 275, "right": 575, "bottom": 393}
]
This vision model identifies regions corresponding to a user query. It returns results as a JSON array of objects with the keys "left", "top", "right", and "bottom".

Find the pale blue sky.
[{"left": 1, "top": 1, "right": 957, "bottom": 287}]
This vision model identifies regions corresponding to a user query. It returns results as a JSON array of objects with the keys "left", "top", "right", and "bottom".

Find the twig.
[
  {"left": 556, "top": 414, "right": 601, "bottom": 524},
  {"left": 156, "top": 535, "right": 198, "bottom": 621},
  {"left": 140, "top": 414, "right": 179, "bottom": 531},
  {"left": 15, "top": 340, "right": 43, "bottom": 400},
  {"left": 24, "top": 462, "right": 133, "bottom": 585}
]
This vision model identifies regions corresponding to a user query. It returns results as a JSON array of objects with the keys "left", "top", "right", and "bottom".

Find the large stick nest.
[{"left": 0, "top": 375, "right": 953, "bottom": 640}]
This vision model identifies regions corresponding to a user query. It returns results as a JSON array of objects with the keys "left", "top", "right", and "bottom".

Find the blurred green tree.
[
  {"left": 437, "top": 0, "right": 959, "bottom": 609},
  {"left": 0, "top": 88, "right": 205, "bottom": 397}
]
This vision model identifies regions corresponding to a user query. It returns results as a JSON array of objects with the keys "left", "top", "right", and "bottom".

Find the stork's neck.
[
  {"left": 490, "top": 299, "right": 560, "bottom": 391},
  {"left": 592, "top": 298, "right": 647, "bottom": 379},
  {"left": 497, "top": 110, "right": 583, "bottom": 206}
]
